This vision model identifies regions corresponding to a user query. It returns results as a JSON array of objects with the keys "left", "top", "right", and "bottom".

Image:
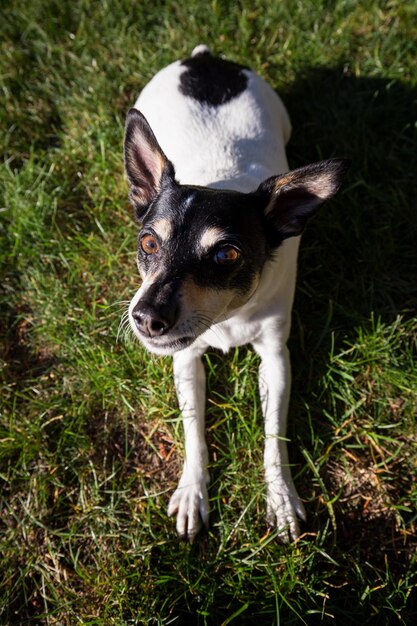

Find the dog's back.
[{"left": 135, "top": 45, "right": 291, "bottom": 192}]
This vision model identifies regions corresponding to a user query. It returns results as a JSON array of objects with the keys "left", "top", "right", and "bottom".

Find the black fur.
[
  {"left": 137, "top": 184, "right": 270, "bottom": 296},
  {"left": 179, "top": 52, "right": 248, "bottom": 106},
  {"left": 131, "top": 183, "right": 273, "bottom": 345}
]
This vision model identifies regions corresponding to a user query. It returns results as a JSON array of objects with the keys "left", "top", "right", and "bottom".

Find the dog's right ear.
[
  {"left": 258, "top": 158, "right": 350, "bottom": 244},
  {"left": 124, "top": 109, "right": 176, "bottom": 218}
]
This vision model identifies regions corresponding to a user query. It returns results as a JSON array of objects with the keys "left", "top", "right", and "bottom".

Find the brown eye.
[
  {"left": 140, "top": 234, "right": 159, "bottom": 255},
  {"left": 214, "top": 245, "right": 240, "bottom": 265}
]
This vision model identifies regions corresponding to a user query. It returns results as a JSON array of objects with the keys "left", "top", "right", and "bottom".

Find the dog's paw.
[
  {"left": 167, "top": 478, "right": 209, "bottom": 543},
  {"left": 266, "top": 481, "right": 306, "bottom": 542}
]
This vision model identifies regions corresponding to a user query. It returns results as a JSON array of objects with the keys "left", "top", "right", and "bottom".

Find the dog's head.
[{"left": 124, "top": 108, "right": 349, "bottom": 355}]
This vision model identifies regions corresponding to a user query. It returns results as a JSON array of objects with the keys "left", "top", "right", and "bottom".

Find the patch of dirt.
[
  {"left": 85, "top": 410, "right": 180, "bottom": 493},
  {"left": 1, "top": 303, "right": 58, "bottom": 385},
  {"left": 325, "top": 452, "right": 417, "bottom": 573}
]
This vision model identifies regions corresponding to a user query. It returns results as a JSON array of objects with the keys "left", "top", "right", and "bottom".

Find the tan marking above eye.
[
  {"left": 199, "top": 226, "right": 229, "bottom": 251},
  {"left": 151, "top": 218, "right": 172, "bottom": 241},
  {"left": 141, "top": 233, "right": 159, "bottom": 254}
]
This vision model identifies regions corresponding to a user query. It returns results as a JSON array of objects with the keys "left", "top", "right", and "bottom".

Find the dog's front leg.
[
  {"left": 168, "top": 348, "right": 209, "bottom": 542},
  {"left": 253, "top": 340, "right": 306, "bottom": 541}
]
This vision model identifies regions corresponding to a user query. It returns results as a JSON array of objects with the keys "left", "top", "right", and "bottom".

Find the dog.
[{"left": 123, "top": 45, "right": 349, "bottom": 542}]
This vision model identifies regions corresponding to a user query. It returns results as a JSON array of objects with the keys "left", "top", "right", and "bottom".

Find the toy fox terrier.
[{"left": 123, "top": 45, "right": 349, "bottom": 542}]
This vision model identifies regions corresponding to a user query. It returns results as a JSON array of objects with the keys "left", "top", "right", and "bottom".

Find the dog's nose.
[{"left": 132, "top": 302, "right": 176, "bottom": 337}]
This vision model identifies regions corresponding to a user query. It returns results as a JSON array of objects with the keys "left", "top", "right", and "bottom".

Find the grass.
[{"left": 1, "top": 0, "right": 417, "bottom": 623}]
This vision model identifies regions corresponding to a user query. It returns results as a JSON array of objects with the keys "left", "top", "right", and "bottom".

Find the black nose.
[{"left": 132, "top": 301, "right": 176, "bottom": 338}]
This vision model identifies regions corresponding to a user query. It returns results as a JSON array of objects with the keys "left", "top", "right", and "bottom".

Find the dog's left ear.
[
  {"left": 124, "top": 108, "right": 176, "bottom": 218},
  {"left": 259, "top": 158, "right": 350, "bottom": 241}
]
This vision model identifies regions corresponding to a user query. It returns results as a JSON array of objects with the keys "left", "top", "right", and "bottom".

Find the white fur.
[
  {"left": 134, "top": 61, "right": 291, "bottom": 192},
  {"left": 133, "top": 53, "right": 305, "bottom": 542}
]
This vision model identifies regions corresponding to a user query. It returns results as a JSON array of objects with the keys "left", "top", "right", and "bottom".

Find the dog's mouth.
[{"left": 134, "top": 332, "right": 197, "bottom": 355}]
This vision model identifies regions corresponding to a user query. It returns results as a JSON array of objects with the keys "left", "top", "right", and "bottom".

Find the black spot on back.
[{"left": 179, "top": 52, "right": 249, "bottom": 106}]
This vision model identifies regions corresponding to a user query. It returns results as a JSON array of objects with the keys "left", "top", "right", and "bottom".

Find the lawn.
[{"left": 1, "top": 0, "right": 416, "bottom": 624}]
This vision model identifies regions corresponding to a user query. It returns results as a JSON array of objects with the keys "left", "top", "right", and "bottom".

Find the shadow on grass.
[
  {"left": 284, "top": 69, "right": 416, "bottom": 429},
  {"left": 284, "top": 67, "right": 417, "bottom": 623},
  {"left": 286, "top": 66, "right": 417, "bottom": 327}
]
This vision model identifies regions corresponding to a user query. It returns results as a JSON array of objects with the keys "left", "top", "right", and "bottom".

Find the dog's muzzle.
[{"left": 128, "top": 279, "right": 199, "bottom": 354}]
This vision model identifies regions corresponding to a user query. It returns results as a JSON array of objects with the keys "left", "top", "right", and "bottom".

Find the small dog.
[{"left": 123, "top": 45, "right": 349, "bottom": 542}]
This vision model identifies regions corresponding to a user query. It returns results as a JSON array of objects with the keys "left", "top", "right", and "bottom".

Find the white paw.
[
  {"left": 266, "top": 480, "right": 306, "bottom": 542},
  {"left": 167, "top": 476, "right": 209, "bottom": 542}
]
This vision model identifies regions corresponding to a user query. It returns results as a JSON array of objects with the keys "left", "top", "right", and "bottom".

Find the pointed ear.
[
  {"left": 124, "top": 108, "right": 176, "bottom": 217},
  {"left": 259, "top": 158, "right": 350, "bottom": 241}
]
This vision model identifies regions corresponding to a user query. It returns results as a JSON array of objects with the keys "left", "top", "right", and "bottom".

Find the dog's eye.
[
  {"left": 140, "top": 234, "right": 159, "bottom": 255},
  {"left": 214, "top": 245, "right": 240, "bottom": 265}
]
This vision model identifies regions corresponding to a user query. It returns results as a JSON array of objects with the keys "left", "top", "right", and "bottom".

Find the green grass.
[{"left": 1, "top": 0, "right": 417, "bottom": 623}]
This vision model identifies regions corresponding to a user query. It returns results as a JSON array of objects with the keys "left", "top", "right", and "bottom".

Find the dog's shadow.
[
  {"left": 284, "top": 67, "right": 416, "bottom": 423},
  {"left": 286, "top": 65, "right": 417, "bottom": 323},
  {"left": 282, "top": 67, "right": 416, "bottom": 563}
]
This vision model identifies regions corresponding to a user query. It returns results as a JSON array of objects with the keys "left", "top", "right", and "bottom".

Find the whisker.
[
  {"left": 117, "top": 308, "right": 132, "bottom": 343},
  {"left": 197, "top": 308, "right": 232, "bottom": 342},
  {"left": 107, "top": 299, "right": 132, "bottom": 309},
  {"left": 194, "top": 312, "right": 225, "bottom": 343}
]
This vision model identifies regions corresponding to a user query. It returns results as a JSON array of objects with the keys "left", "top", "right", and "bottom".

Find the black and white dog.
[{"left": 124, "top": 45, "right": 349, "bottom": 542}]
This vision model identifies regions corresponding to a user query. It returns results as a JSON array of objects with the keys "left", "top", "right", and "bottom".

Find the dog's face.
[
  {"left": 124, "top": 109, "right": 349, "bottom": 355},
  {"left": 129, "top": 184, "right": 270, "bottom": 354}
]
